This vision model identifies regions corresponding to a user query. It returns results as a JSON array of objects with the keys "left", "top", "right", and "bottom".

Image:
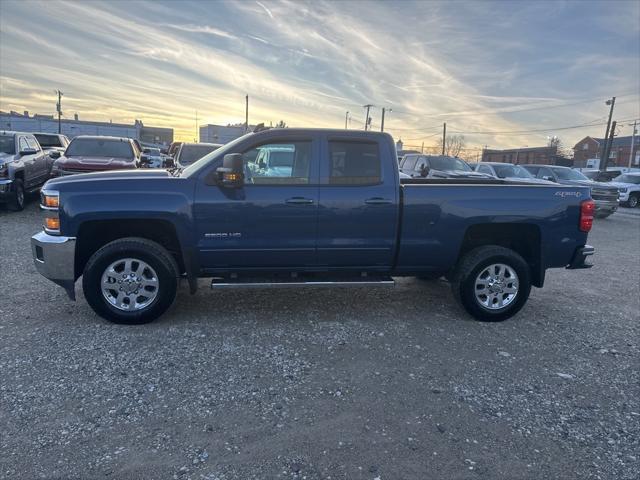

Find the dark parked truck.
[{"left": 31, "top": 129, "right": 595, "bottom": 324}]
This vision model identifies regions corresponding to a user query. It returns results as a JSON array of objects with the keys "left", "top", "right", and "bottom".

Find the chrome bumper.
[
  {"left": 31, "top": 231, "right": 77, "bottom": 300},
  {"left": 0, "top": 178, "right": 13, "bottom": 196},
  {"left": 567, "top": 245, "right": 595, "bottom": 270},
  {"left": 593, "top": 199, "right": 619, "bottom": 212}
]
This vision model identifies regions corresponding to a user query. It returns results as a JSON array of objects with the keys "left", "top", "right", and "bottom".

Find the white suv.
[{"left": 611, "top": 172, "right": 640, "bottom": 208}]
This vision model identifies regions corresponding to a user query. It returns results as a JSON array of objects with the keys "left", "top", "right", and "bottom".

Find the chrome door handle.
[
  {"left": 285, "top": 197, "right": 314, "bottom": 205},
  {"left": 365, "top": 197, "right": 392, "bottom": 205}
]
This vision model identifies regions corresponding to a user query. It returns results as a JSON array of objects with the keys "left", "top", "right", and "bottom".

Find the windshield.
[
  {"left": 614, "top": 174, "right": 640, "bottom": 184},
  {"left": 552, "top": 168, "right": 589, "bottom": 181},
  {"left": 66, "top": 138, "right": 134, "bottom": 158},
  {"left": 34, "top": 134, "right": 62, "bottom": 148},
  {"left": 178, "top": 145, "right": 221, "bottom": 165},
  {"left": 181, "top": 134, "right": 252, "bottom": 176},
  {"left": 493, "top": 164, "right": 534, "bottom": 179},
  {"left": 430, "top": 156, "right": 472, "bottom": 172},
  {"left": 0, "top": 135, "right": 15, "bottom": 154}
]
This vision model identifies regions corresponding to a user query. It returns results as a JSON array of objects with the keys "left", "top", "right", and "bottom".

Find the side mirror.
[
  {"left": 20, "top": 147, "right": 38, "bottom": 156},
  {"left": 542, "top": 175, "right": 553, "bottom": 181},
  {"left": 48, "top": 150, "right": 61, "bottom": 159},
  {"left": 164, "top": 157, "right": 175, "bottom": 168},
  {"left": 419, "top": 165, "right": 430, "bottom": 177},
  {"left": 216, "top": 153, "right": 244, "bottom": 187}
]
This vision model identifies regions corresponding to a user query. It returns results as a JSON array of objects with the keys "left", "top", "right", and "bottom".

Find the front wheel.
[
  {"left": 627, "top": 194, "right": 639, "bottom": 208},
  {"left": 7, "top": 178, "right": 25, "bottom": 211},
  {"left": 82, "top": 237, "right": 178, "bottom": 324},
  {"left": 451, "top": 246, "right": 531, "bottom": 322}
]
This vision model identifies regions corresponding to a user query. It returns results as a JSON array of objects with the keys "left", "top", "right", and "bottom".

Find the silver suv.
[{"left": 0, "top": 131, "right": 49, "bottom": 211}]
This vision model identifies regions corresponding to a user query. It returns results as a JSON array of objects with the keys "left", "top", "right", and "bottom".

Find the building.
[
  {"left": 573, "top": 135, "right": 639, "bottom": 168},
  {"left": 0, "top": 111, "right": 173, "bottom": 146},
  {"left": 481, "top": 146, "right": 558, "bottom": 165},
  {"left": 200, "top": 124, "right": 254, "bottom": 144}
]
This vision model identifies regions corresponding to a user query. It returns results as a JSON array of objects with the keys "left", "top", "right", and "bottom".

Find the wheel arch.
[
  {"left": 458, "top": 223, "right": 544, "bottom": 287},
  {"left": 74, "top": 219, "right": 196, "bottom": 292}
]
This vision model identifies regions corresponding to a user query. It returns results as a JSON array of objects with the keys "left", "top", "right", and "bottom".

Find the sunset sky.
[{"left": 0, "top": 0, "right": 638, "bottom": 151}]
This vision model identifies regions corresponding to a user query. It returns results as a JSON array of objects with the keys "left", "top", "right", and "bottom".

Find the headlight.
[
  {"left": 0, "top": 162, "right": 8, "bottom": 177},
  {"left": 618, "top": 188, "right": 627, "bottom": 193},
  {"left": 41, "top": 190, "right": 60, "bottom": 234}
]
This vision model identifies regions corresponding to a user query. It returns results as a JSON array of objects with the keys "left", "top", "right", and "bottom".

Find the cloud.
[{"left": 0, "top": 0, "right": 638, "bottom": 147}]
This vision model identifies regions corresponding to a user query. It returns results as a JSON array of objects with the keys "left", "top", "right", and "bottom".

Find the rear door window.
[{"left": 328, "top": 141, "right": 381, "bottom": 185}]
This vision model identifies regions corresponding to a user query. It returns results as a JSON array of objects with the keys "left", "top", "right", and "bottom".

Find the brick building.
[
  {"left": 573, "top": 135, "right": 640, "bottom": 168},
  {"left": 481, "top": 146, "right": 558, "bottom": 165}
]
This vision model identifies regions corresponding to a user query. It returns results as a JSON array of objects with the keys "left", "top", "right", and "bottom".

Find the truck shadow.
[{"left": 160, "top": 277, "right": 471, "bottom": 327}]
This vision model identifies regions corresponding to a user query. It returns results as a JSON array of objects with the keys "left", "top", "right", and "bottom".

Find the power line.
[{"left": 448, "top": 118, "right": 620, "bottom": 136}]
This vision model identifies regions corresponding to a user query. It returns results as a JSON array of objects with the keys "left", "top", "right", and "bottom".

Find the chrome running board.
[{"left": 211, "top": 277, "right": 395, "bottom": 289}]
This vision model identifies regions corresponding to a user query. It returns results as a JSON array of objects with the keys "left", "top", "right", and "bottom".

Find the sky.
[{"left": 0, "top": 0, "right": 638, "bottom": 153}]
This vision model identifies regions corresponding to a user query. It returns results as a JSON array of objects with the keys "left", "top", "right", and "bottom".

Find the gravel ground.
[{"left": 1, "top": 198, "right": 639, "bottom": 480}]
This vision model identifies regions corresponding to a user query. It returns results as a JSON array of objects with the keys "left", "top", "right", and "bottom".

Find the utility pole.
[
  {"left": 600, "top": 97, "right": 615, "bottom": 171},
  {"left": 245, "top": 95, "right": 249, "bottom": 132},
  {"left": 195, "top": 110, "right": 198, "bottom": 142},
  {"left": 628, "top": 120, "right": 637, "bottom": 168},
  {"left": 345, "top": 111, "right": 349, "bottom": 129},
  {"left": 380, "top": 107, "right": 391, "bottom": 132},
  {"left": 601, "top": 121, "right": 617, "bottom": 171},
  {"left": 55, "top": 90, "right": 63, "bottom": 134},
  {"left": 363, "top": 104, "right": 374, "bottom": 131},
  {"left": 441, "top": 122, "right": 447, "bottom": 155},
  {"left": 421, "top": 141, "right": 424, "bottom": 153}
]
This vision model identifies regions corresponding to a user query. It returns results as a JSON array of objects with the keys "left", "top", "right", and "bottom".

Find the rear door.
[
  {"left": 26, "top": 135, "right": 48, "bottom": 185},
  {"left": 194, "top": 134, "right": 320, "bottom": 269},
  {"left": 317, "top": 135, "right": 399, "bottom": 269}
]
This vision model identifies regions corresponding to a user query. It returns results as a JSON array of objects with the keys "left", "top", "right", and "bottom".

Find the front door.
[
  {"left": 194, "top": 136, "right": 320, "bottom": 270},
  {"left": 317, "top": 135, "right": 399, "bottom": 269}
]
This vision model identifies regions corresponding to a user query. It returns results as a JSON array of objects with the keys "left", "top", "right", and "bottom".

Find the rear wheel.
[
  {"left": 7, "top": 179, "right": 25, "bottom": 211},
  {"left": 451, "top": 246, "right": 531, "bottom": 322},
  {"left": 82, "top": 237, "right": 178, "bottom": 324}
]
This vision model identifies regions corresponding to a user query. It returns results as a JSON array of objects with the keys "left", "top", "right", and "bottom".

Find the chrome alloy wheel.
[
  {"left": 474, "top": 263, "right": 519, "bottom": 310},
  {"left": 101, "top": 258, "right": 159, "bottom": 311}
]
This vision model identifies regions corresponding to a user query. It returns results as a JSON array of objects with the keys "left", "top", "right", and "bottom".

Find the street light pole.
[
  {"left": 600, "top": 97, "right": 615, "bottom": 171},
  {"left": 345, "top": 111, "right": 349, "bottom": 129},
  {"left": 55, "top": 90, "right": 63, "bottom": 134},
  {"left": 629, "top": 120, "right": 637, "bottom": 169}
]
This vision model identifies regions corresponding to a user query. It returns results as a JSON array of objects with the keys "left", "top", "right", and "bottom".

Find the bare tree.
[
  {"left": 274, "top": 120, "right": 287, "bottom": 128},
  {"left": 436, "top": 134, "right": 466, "bottom": 157}
]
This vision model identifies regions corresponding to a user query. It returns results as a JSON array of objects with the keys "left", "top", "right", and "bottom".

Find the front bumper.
[
  {"left": 31, "top": 231, "right": 77, "bottom": 300},
  {"left": 0, "top": 179, "right": 13, "bottom": 200},
  {"left": 567, "top": 245, "right": 595, "bottom": 270},
  {"left": 593, "top": 199, "right": 618, "bottom": 214},
  {"left": 618, "top": 192, "right": 629, "bottom": 202}
]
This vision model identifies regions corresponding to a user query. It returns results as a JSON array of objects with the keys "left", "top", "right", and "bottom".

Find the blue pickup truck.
[{"left": 31, "top": 129, "right": 595, "bottom": 324}]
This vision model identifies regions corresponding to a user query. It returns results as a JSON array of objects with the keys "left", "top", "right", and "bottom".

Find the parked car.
[
  {"left": 49, "top": 136, "right": 140, "bottom": 176},
  {"left": 610, "top": 172, "right": 640, "bottom": 207},
  {"left": 140, "top": 147, "right": 164, "bottom": 168},
  {"left": 475, "top": 162, "right": 555, "bottom": 184},
  {"left": 0, "top": 131, "right": 49, "bottom": 210},
  {"left": 31, "top": 128, "right": 595, "bottom": 325},
  {"left": 522, "top": 165, "right": 619, "bottom": 218},
  {"left": 174, "top": 142, "right": 222, "bottom": 168},
  {"left": 33, "top": 133, "right": 69, "bottom": 153},
  {"left": 400, "top": 154, "right": 492, "bottom": 179}
]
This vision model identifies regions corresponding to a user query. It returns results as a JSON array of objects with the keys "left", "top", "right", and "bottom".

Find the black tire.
[
  {"left": 628, "top": 194, "right": 639, "bottom": 208},
  {"left": 7, "top": 178, "right": 25, "bottom": 211},
  {"left": 451, "top": 246, "right": 531, "bottom": 322},
  {"left": 82, "top": 237, "right": 178, "bottom": 325}
]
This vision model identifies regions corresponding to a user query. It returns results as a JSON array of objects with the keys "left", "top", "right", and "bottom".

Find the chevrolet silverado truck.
[{"left": 31, "top": 129, "right": 595, "bottom": 325}]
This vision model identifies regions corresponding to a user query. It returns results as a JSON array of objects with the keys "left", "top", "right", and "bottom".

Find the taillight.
[{"left": 580, "top": 199, "right": 595, "bottom": 232}]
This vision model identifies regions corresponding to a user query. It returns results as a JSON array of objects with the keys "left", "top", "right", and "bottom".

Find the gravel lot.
[{"left": 1, "top": 199, "right": 639, "bottom": 480}]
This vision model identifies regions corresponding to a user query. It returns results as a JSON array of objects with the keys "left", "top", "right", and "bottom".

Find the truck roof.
[{"left": 71, "top": 135, "right": 132, "bottom": 142}]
